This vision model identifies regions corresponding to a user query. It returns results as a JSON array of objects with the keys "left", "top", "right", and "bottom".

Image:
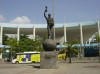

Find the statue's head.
[{"left": 48, "top": 14, "right": 51, "bottom": 18}]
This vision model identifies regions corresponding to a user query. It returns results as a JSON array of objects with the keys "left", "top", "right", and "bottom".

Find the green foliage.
[
  {"left": 95, "top": 33, "right": 100, "bottom": 42},
  {"left": 66, "top": 46, "right": 78, "bottom": 57},
  {"left": 64, "top": 40, "right": 79, "bottom": 63},
  {"left": 4, "top": 38, "right": 18, "bottom": 60},
  {"left": 17, "top": 34, "right": 43, "bottom": 52},
  {"left": 3, "top": 34, "right": 43, "bottom": 53},
  {"left": 32, "top": 40, "right": 43, "bottom": 51},
  {"left": 18, "top": 39, "right": 43, "bottom": 52},
  {"left": 3, "top": 34, "right": 9, "bottom": 45},
  {"left": 4, "top": 38, "right": 18, "bottom": 53},
  {"left": 58, "top": 48, "right": 66, "bottom": 54},
  {"left": 0, "top": 48, "right": 2, "bottom": 53},
  {"left": 4, "top": 38, "right": 17, "bottom": 47}
]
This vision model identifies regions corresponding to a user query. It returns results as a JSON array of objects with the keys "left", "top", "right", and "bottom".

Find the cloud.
[
  {"left": 10, "top": 16, "right": 31, "bottom": 24},
  {"left": 0, "top": 15, "right": 4, "bottom": 20}
]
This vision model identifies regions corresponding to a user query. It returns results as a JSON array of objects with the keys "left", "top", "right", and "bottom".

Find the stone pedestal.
[{"left": 40, "top": 51, "right": 57, "bottom": 69}]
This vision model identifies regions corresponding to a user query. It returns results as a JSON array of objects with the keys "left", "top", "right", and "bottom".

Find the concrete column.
[
  {"left": 79, "top": 24, "right": 83, "bottom": 44},
  {"left": 64, "top": 25, "right": 67, "bottom": 42},
  {"left": 79, "top": 24, "right": 84, "bottom": 58},
  {"left": 17, "top": 26, "right": 20, "bottom": 41},
  {"left": 88, "top": 39, "right": 91, "bottom": 44},
  {"left": 0, "top": 25, "right": 3, "bottom": 59},
  {"left": 33, "top": 26, "right": 35, "bottom": 41},
  {"left": 0, "top": 26, "right": 3, "bottom": 45}
]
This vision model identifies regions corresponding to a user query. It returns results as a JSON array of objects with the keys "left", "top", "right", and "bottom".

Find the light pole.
[{"left": 52, "top": 0, "right": 55, "bottom": 41}]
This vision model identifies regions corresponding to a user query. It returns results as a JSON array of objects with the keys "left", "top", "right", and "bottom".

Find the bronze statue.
[
  {"left": 43, "top": 6, "right": 56, "bottom": 51},
  {"left": 44, "top": 6, "right": 54, "bottom": 39}
]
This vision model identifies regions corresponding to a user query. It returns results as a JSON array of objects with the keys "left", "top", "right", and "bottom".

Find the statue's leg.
[
  {"left": 49, "top": 29, "right": 52, "bottom": 39},
  {"left": 48, "top": 29, "right": 50, "bottom": 39},
  {"left": 48, "top": 29, "right": 52, "bottom": 39},
  {"left": 47, "top": 25, "right": 52, "bottom": 39}
]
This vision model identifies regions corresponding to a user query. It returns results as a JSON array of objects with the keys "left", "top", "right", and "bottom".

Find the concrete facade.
[
  {"left": 0, "top": 21, "right": 100, "bottom": 59},
  {"left": 0, "top": 21, "right": 99, "bottom": 44}
]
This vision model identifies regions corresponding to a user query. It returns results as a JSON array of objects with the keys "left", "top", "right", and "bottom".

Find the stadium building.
[{"left": 0, "top": 21, "right": 100, "bottom": 59}]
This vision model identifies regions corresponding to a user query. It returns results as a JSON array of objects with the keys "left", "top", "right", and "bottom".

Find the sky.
[{"left": 0, "top": 0, "right": 100, "bottom": 24}]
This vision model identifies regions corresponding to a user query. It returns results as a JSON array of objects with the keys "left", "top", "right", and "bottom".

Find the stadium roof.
[{"left": 0, "top": 21, "right": 100, "bottom": 43}]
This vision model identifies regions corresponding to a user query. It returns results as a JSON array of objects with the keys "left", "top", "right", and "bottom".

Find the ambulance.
[{"left": 12, "top": 52, "right": 40, "bottom": 64}]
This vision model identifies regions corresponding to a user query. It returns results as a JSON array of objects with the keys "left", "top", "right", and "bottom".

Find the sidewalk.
[
  {"left": 19, "top": 63, "right": 100, "bottom": 74},
  {"left": 0, "top": 62, "right": 100, "bottom": 74},
  {"left": 0, "top": 59, "right": 10, "bottom": 64}
]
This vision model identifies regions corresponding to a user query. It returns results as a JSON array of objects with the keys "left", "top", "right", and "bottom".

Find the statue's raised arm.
[{"left": 44, "top": 6, "right": 48, "bottom": 20}]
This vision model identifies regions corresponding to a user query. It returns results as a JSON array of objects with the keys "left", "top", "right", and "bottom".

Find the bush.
[{"left": 58, "top": 48, "right": 66, "bottom": 54}]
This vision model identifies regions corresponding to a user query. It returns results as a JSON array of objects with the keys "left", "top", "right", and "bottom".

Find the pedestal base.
[{"left": 40, "top": 51, "right": 57, "bottom": 69}]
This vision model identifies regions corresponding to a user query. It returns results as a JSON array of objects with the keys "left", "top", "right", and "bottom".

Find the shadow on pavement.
[{"left": 33, "top": 65, "right": 40, "bottom": 69}]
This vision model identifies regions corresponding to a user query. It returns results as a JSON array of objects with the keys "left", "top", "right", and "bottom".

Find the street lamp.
[{"left": 52, "top": 0, "right": 55, "bottom": 41}]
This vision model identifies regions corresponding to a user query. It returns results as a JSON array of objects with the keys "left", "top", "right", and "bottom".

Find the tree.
[
  {"left": 3, "top": 34, "right": 9, "bottom": 45},
  {"left": 0, "top": 48, "right": 2, "bottom": 53},
  {"left": 32, "top": 40, "right": 43, "bottom": 51},
  {"left": 4, "top": 34, "right": 43, "bottom": 57},
  {"left": 64, "top": 40, "right": 79, "bottom": 63},
  {"left": 18, "top": 34, "right": 43, "bottom": 52},
  {"left": 4, "top": 38, "right": 17, "bottom": 61}
]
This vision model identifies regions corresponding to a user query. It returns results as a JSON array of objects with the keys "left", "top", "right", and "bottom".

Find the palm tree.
[
  {"left": 64, "top": 40, "right": 79, "bottom": 63},
  {"left": 95, "top": 33, "right": 100, "bottom": 62}
]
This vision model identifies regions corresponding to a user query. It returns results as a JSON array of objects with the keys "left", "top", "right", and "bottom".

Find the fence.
[{"left": 59, "top": 57, "right": 100, "bottom": 63}]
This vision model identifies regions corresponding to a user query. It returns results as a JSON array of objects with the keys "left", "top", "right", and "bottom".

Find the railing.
[{"left": 58, "top": 57, "right": 99, "bottom": 63}]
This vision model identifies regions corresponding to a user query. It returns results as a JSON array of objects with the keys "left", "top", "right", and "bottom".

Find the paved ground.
[{"left": 0, "top": 62, "right": 100, "bottom": 74}]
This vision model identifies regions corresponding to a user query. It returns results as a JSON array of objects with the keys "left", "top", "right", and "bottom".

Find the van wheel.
[
  {"left": 32, "top": 61, "right": 35, "bottom": 63},
  {"left": 15, "top": 61, "right": 19, "bottom": 64}
]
